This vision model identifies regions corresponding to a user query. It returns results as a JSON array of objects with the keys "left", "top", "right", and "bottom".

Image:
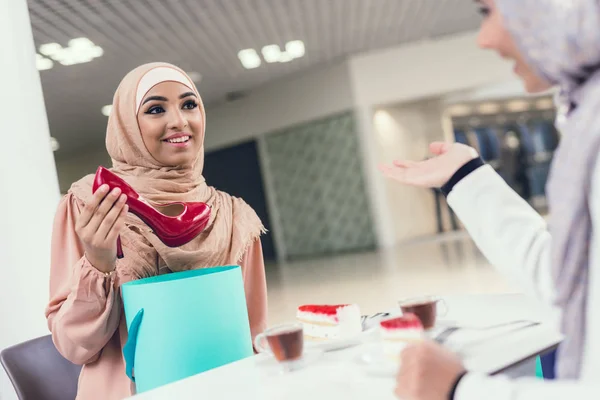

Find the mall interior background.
[{"left": 1, "top": 1, "right": 560, "bottom": 398}]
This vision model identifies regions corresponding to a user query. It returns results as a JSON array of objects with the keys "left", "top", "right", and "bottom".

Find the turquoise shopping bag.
[{"left": 121, "top": 266, "right": 254, "bottom": 393}]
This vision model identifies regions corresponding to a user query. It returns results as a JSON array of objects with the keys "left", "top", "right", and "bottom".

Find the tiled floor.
[{"left": 265, "top": 233, "right": 519, "bottom": 326}]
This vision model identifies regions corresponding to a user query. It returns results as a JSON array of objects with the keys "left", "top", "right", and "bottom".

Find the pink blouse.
[{"left": 45, "top": 194, "right": 268, "bottom": 399}]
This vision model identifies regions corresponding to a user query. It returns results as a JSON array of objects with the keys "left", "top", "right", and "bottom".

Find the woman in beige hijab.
[{"left": 45, "top": 62, "right": 268, "bottom": 399}]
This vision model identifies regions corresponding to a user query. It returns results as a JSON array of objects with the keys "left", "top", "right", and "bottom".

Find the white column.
[
  {"left": 0, "top": 1, "right": 61, "bottom": 399},
  {"left": 354, "top": 105, "right": 397, "bottom": 248}
]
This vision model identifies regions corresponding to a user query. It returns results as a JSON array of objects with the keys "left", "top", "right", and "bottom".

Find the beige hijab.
[{"left": 70, "top": 62, "right": 265, "bottom": 278}]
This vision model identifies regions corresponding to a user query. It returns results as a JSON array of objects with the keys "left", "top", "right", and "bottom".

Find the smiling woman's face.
[
  {"left": 476, "top": 0, "right": 551, "bottom": 93},
  {"left": 137, "top": 81, "right": 204, "bottom": 167}
]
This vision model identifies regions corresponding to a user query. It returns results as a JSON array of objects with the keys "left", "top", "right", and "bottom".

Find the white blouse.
[{"left": 448, "top": 164, "right": 600, "bottom": 399}]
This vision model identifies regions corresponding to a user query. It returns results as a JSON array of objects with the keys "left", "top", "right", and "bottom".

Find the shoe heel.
[{"left": 117, "top": 236, "right": 124, "bottom": 259}]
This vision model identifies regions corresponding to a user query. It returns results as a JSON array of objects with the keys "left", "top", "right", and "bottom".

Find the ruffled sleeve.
[{"left": 45, "top": 193, "right": 122, "bottom": 365}]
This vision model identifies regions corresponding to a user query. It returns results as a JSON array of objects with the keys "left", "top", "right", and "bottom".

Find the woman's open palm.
[{"left": 378, "top": 142, "right": 479, "bottom": 188}]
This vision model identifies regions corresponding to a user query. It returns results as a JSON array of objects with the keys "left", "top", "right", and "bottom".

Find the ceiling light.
[
  {"left": 477, "top": 102, "right": 501, "bottom": 114},
  {"left": 187, "top": 71, "right": 202, "bottom": 83},
  {"left": 101, "top": 105, "right": 112, "bottom": 116},
  {"left": 373, "top": 110, "right": 399, "bottom": 146},
  {"left": 39, "top": 43, "right": 62, "bottom": 57},
  {"left": 237, "top": 49, "right": 261, "bottom": 69},
  {"left": 374, "top": 110, "right": 394, "bottom": 126},
  {"left": 278, "top": 52, "right": 293, "bottom": 63},
  {"left": 50, "top": 136, "right": 60, "bottom": 152},
  {"left": 446, "top": 104, "right": 472, "bottom": 117},
  {"left": 68, "top": 37, "right": 95, "bottom": 49},
  {"left": 261, "top": 45, "right": 282, "bottom": 63},
  {"left": 285, "top": 40, "right": 305, "bottom": 58},
  {"left": 38, "top": 37, "right": 103, "bottom": 67},
  {"left": 506, "top": 99, "right": 531, "bottom": 112},
  {"left": 240, "top": 40, "right": 306, "bottom": 69},
  {"left": 36, "top": 54, "right": 53, "bottom": 71},
  {"left": 535, "top": 97, "right": 555, "bottom": 110}
]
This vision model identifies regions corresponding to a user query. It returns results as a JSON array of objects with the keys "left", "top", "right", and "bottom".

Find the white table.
[{"left": 128, "top": 294, "right": 563, "bottom": 400}]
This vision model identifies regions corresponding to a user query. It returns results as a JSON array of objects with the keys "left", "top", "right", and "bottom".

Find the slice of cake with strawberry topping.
[
  {"left": 296, "top": 304, "right": 362, "bottom": 341},
  {"left": 380, "top": 313, "right": 424, "bottom": 360}
]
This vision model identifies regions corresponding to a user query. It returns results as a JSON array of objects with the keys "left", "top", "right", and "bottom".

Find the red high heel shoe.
[{"left": 92, "top": 166, "right": 211, "bottom": 257}]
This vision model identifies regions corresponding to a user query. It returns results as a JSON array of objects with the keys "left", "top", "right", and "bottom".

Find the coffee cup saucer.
[
  {"left": 354, "top": 343, "right": 398, "bottom": 377},
  {"left": 255, "top": 347, "right": 325, "bottom": 372}
]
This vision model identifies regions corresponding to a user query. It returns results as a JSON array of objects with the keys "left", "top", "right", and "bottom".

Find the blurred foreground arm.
[{"left": 396, "top": 340, "right": 600, "bottom": 400}]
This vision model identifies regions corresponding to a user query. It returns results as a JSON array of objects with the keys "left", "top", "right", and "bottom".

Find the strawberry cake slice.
[
  {"left": 296, "top": 304, "right": 363, "bottom": 340},
  {"left": 379, "top": 313, "right": 424, "bottom": 360}
]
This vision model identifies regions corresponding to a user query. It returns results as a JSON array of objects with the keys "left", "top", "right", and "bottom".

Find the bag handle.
[{"left": 123, "top": 309, "right": 144, "bottom": 382}]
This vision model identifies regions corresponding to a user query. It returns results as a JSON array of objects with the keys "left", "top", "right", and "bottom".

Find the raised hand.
[{"left": 378, "top": 142, "right": 479, "bottom": 189}]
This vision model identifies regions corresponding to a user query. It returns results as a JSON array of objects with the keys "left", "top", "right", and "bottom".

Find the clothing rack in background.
[{"left": 447, "top": 96, "right": 559, "bottom": 214}]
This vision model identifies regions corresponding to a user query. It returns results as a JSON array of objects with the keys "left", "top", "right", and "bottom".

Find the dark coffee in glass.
[
  {"left": 254, "top": 323, "right": 304, "bottom": 362},
  {"left": 399, "top": 296, "right": 447, "bottom": 329},
  {"left": 266, "top": 327, "right": 303, "bottom": 361}
]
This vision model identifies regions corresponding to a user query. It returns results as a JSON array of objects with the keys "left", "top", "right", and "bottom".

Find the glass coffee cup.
[
  {"left": 254, "top": 323, "right": 305, "bottom": 371},
  {"left": 398, "top": 296, "right": 448, "bottom": 329}
]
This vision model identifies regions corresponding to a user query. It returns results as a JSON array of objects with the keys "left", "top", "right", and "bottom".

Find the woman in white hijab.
[{"left": 380, "top": 0, "right": 600, "bottom": 399}]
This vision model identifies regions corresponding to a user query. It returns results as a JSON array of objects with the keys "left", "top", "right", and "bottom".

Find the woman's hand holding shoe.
[{"left": 75, "top": 184, "right": 128, "bottom": 273}]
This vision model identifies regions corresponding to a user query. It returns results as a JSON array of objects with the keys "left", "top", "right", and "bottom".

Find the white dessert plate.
[
  {"left": 354, "top": 343, "right": 398, "bottom": 377},
  {"left": 305, "top": 326, "right": 378, "bottom": 352}
]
